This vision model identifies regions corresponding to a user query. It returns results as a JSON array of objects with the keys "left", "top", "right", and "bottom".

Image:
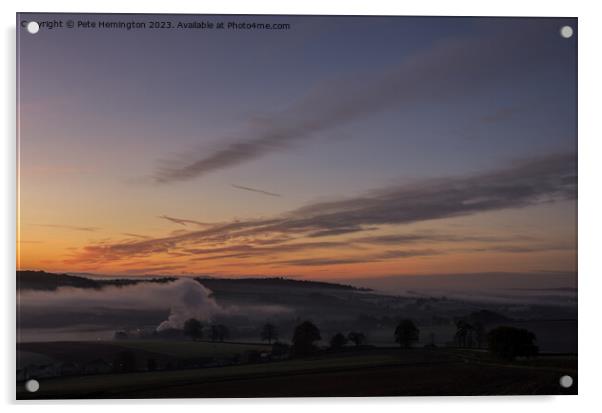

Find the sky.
[{"left": 17, "top": 14, "right": 577, "bottom": 286}]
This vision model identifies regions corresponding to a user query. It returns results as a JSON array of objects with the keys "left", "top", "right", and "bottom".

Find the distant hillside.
[
  {"left": 196, "top": 277, "right": 370, "bottom": 292},
  {"left": 460, "top": 309, "right": 513, "bottom": 325},
  {"left": 16, "top": 270, "right": 176, "bottom": 291},
  {"left": 17, "top": 270, "right": 99, "bottom": 290},
  {"left": 16, "top": 270, "right": 369, "bottom": 292}
]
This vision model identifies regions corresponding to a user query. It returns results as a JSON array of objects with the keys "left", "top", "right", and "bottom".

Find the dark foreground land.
[{"left": 17, "top": 347, "right": 577, "bottom": 399}]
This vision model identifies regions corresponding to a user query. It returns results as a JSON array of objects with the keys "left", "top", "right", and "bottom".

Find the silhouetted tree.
[
  {"left": 455, "top": 320, "right": 474, "bottom": 348},
  {"left": 474, "top": 321, "right": 486, "bottom": 348},
  {"left": 183, "top": 318, "right": 203, "bottom": 341},
  {"left": 487, "top": 326, "right": 539, "bottom": 361},
  {"left": 220, "top": 324, "right": 230, "bottom": 341},
  {"left": 330, "top": 332, "right": 348, "bottom": 350},
  {"left": 347, "top": 331, "right": 366, "bottom": 347},
  {"left": 424, "top": 332, "right": 436, "bottom": 348},
  {"left": 261, "top": 323, "right": 278, "bottom": 344},
  {"left": 210, "top": 324, "right": 229, "bottom": 342},
  {"left": 292, "top": 321, "right": 321, "bottom": 356},
  {"left": 394, "top": 319, "right": 420, "bottom": 348}
]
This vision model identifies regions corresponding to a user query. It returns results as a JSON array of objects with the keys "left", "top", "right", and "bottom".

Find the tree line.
[
  {"left": 181, "top": 316, "right": 538, "bottom": 361},
  {"left": 183, "top": 319, "right": 230, "bottom": 342}
]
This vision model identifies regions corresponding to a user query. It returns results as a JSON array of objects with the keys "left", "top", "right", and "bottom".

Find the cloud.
[
  {"left": 352, "top": 233, "right": 531, "bottom": 245},
  {"left": 153, "top": 22, "right": 562, "bottom": 183},
  {"left": 121, "top": 264, "right": 189, "bottom": 275},
  {"left": 122, "top": 233, "right": 152, "bottom": 239},
  {"left": 307, "top": 226, "right": 373, "bottom": 238},
  {"left": 464, "top": 244, "right": 571, "bottom": 254},
  {"left": 320, "top": 244, "right": 571, "bottom": 266},
  {"left": 67, "top": 152, "right": 576, "bottom": 265},
  {"left": 34, "top": 224, "right": 100, "bottom": 232},
  {"left": 274, "top": 249, "right": 443, "bottom": 267},
  {"left": 158, "top": 215, "right": 210, "bottom": 227},
  {"left": 186, "top": 241, "right": 353, "bottom": 262},
  {"left": 281, "top": 153, "right": 575, "bottom": 230},
  {"left": 273, "top": 257, "right": 376, "bottom": 267},
  {"left": 231, "top": 184, "right": 282, "bottom": 197}
]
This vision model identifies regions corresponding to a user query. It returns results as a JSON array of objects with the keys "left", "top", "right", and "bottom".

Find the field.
[
  {"left": 16, "top": 273, "right": 578, "bottom": 398},
  {"left": 17, "top": 340, "right": 272, "bottom": 372},
  {"left": 115, "top": 340, "right": 270, "bottom": 358},
  {"left": 17, "top": 345, "right": 577, "bottom": 399}
]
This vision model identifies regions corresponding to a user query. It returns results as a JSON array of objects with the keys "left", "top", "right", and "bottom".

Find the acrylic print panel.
[{"left": 16, "top": 13, "right": 577, "bottom": 399}]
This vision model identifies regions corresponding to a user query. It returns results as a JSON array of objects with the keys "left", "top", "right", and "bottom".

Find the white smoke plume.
[{"left": 155, "top": 279, "right": 223, "bottom": 331}]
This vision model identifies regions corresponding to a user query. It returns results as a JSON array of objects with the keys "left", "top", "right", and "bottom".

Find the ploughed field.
[{"left": 17, "top": 343, "right": 577, "bottom": 399}]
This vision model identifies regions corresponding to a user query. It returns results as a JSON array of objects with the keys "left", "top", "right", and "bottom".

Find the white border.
[{"left": 2, "top": 0, "right": 601, "bottom": 411}]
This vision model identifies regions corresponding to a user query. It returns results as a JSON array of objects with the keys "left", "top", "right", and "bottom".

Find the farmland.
[
  {"left": 17, "top": 345, "right": 576, "bottom": 399},
  {"left": 16, "top": 272, "right": 578, "bottom": 398}
]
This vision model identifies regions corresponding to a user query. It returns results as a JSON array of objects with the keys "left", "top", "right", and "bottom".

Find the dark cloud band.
[
  {"left": 153, "top": 23, "right": 561, "bottom": 183},
  {"left": 67, "top": 152, "right": 576, "bottom": 265}
]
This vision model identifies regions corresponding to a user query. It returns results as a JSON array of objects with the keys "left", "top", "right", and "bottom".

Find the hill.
[
  {"left": 16, "top": 270, "right": 369, "bottom": 292},
  {"left": 17, "top": 270, "right": 100, "bottom": 290},
  {"left": 16, "top": 270, "right": 176, "bottom": 291},
  {"left": 195, "top": 276, "right": 369, "bottom": 292}
]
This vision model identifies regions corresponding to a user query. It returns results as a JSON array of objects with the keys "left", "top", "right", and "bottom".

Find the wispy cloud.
[
  {"left": 34, "top": 224, "right": 100, "bottom": 232},
  {"left": 158, "top": 215, "right": 210, "bottom": 227},
  {"left": 465, "top": 244, "right": 572, "bottom": 254},
  {"left": 231, "top": 184, "right": 282, "bottom": 197},
  {"left": 186, "top": 241, "right": 353, "bottom": 262},
  {"left": 121, "top": 264, "right": 189, "bottom": 275},
  {"left": 273, "top": 249, "right": 443, "bottom": 267},
  {"left": 153, "top": 23, "right": 559, "bottom": 183},
  {"left": 121, "top": 233, "right": 152, "bottom": 239},
  {"left": 67, "top": 152, "right": 576, "bottom": 266},
  {"left": 353, "top": 233, "right": 534, "bottom": 245}
]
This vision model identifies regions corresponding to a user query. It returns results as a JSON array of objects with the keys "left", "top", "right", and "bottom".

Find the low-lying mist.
[
  {"left": 342, "top": 272, "right": 577, "bottom": 307},
  {"left": 17, "top": 279, "right": 291, "bottom": 340}
]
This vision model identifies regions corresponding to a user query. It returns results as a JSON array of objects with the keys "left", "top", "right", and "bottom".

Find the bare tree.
[{"left": 260, "top": 323, "right": 278, "bottom": 344}]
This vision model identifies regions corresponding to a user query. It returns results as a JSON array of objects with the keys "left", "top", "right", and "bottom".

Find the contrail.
[{"left": 231, "top": 184, "right": 282, "bottom": 197}]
